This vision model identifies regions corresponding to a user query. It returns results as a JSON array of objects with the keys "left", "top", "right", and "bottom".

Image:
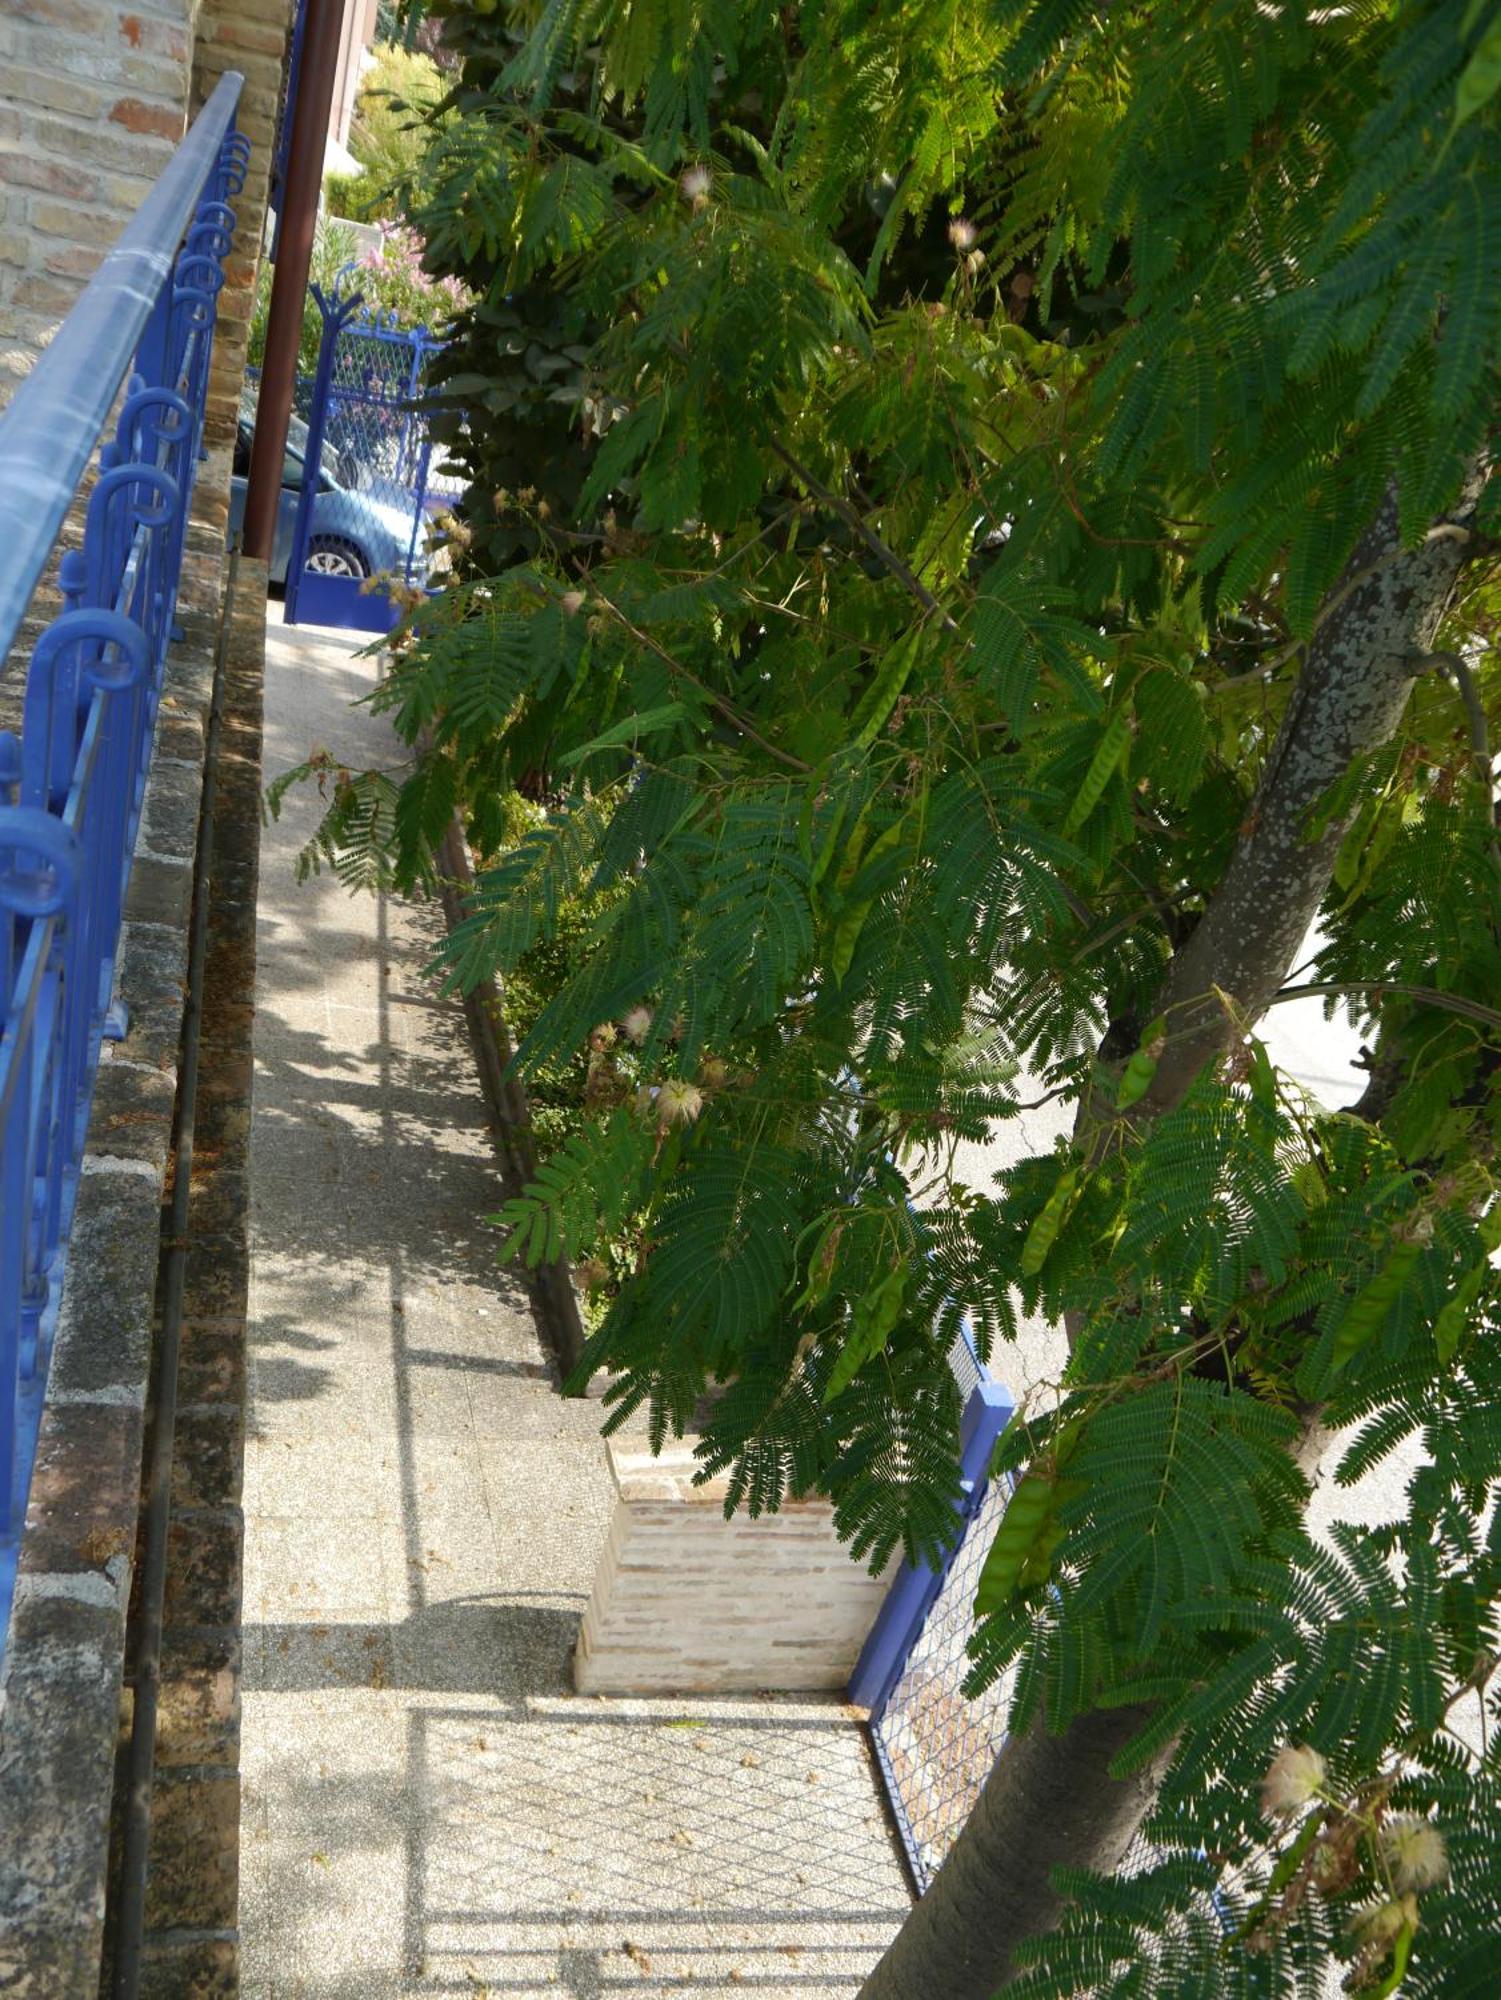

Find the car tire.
[{"left": 306, "top": 535, "right": 369, "bottom": 579}]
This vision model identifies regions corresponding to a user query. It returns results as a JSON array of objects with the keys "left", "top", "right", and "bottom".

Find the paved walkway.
[{"left": 239, "top": 608, "right": 911, "bottom": 1999}]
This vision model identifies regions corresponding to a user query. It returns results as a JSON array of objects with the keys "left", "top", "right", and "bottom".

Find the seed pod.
[
  {"left": 1062, "top": 707, "right": 1133, "bottom": 836},
  {"left": 1434, "top": 1261, "right": 1488, "bottom": 1364},
  {"left": 1116, "top": 1016, "right": 1167, "bottom": 1110},
  {"left": 1331, "top": 1237, "right": 1422, "bottom": 1373},
  {"left": 976, "top": 1471, "right": 1057, "bottom": 1611},
  {"left": 1020, "top": 1163, "right": 1082, "bottom": 1277}
]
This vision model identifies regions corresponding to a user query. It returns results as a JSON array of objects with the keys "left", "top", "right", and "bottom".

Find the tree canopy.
[{"left": 300, "top": 1, "right": 1501, "bottom": 1991}]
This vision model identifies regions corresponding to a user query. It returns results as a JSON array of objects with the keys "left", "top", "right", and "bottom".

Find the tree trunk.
[
  {"left": 858, "top": 469, "right": 1485, "bottom": 2000},
  {"left": 860, "top": 1705, "right": 1167, "bottom": 1999},
  {"left": 1144, "top": 475, "right": 1485, "bottom": 1112}
]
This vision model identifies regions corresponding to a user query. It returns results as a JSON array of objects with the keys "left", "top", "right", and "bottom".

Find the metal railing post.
[{"left": 283, "top": 281, "right": 362, "bottom": 625}]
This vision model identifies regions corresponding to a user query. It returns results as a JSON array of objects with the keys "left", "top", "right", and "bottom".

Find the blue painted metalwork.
[
  {"left": 851, "top": 1326, "right": 1016, "bottom": 1892},
  {"left": 268, "top": 0, "right": 309, "bottom": 262},
  {"left": 0, "top": 74, "right": 248, "bottom": 1661},
  {"left": 283, "top": 283, "right": 461, "bottom": 632},
  {"left": 283, "top": 281, "right": 366, "bottom": 627}
]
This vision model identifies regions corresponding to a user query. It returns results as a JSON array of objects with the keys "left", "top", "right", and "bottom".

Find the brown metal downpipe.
[{"left": 242, "top": 0, "right": 344, "bottom": 562}]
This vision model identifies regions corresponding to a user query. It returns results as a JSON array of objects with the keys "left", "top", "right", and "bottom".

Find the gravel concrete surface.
[{"left": 239, "top": 607, "right": 912, "bottom": 2000}]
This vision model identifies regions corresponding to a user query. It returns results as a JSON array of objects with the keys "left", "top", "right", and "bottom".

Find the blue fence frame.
[
  {"left": 0, "top": 74, "right": 248, "bottom": 1658},
  {"left": 851, "top": 1330, "right": 1014, "bottom": 1891},
  {"left": 284, "top": 283, "right": 456, "bottom": 632}
]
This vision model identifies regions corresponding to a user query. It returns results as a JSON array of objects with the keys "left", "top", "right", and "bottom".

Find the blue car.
[{"left": 228, "top": 390, "right": 426, "bottom": 586}]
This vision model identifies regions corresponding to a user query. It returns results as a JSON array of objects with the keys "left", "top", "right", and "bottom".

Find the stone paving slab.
[{"left": 241, "top": 608, "right": 911, "bottom": 1999}]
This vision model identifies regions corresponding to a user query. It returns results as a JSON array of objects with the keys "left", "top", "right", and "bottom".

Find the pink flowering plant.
[
  {"left": 248, "top": 215, "right": 471, "bottom": 377},
  {"left": 355, "top": 222, "right": 471, "bottom": 333}
]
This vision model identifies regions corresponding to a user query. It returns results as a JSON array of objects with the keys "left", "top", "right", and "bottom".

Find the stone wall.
[
  {"left": 0, "top": 541, "right": 240, "bottom": 1994},
  {"left": 574, "top": 1444, "right": 892, "bottom": 1696},
  {"left": 191, "top": 0, "right": 297, "bottom": 470},
  {"left": 0, "top": 3, "right": 291, "bottom": 1990}
]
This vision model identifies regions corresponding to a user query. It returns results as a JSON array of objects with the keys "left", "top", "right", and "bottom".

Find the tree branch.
[
  {"left": 1140, "top": 469, "right": 1489, "bottom": 1116},
  {"left": 1413, "top": 648, "right": 1493, "bottom": 774},
  {"left": 1269, "top": 981, "right": 1501, "bottom": 1034},
  {"left": 586, "top": 584, "right": 813, "bottom": 773},
  {"left": 769, "top": 438, "right": 963, "bottom": 633}
]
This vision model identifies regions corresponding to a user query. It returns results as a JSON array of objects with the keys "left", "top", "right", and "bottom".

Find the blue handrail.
[{"left": 0, "top": 72, "right": 248, "bottom": 1659}]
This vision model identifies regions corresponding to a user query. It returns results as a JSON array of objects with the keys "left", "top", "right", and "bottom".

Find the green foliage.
[
  {"left": 346, "top": 40, "right": 452, "bottom": 219},
  {"left": 320, "top": 170, "right": 369, "bottom": 222},
  {"left": 280, "top": 0, "right": 1501, "bottom": 1989}
]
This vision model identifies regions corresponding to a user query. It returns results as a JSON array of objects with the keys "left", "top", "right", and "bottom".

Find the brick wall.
[
  {"left": 0, "top": 0, "right": 295, "bottom": 455},
  {"left": 192, "top": 0, "right": 297, "bottom": 473},
  {"left": 0, "top": 1, "right": 200, "bottom": 404},
  {"left": 575, "top": 1444, "right": 894, "bottom": 1696}
]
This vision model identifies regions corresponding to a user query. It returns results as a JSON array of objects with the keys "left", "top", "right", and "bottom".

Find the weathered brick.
[
  {"left": 0, "top": 151, "right": 102, "bottom": 202},
  {"left": 42, "top": 240, "right": 106, "bottom": 280},
  {"left": 109, "top": 94, "right": 185, "bottom": 140},
  {"left": 162, "top": 1508, "right": 243, "bottom": 1629},
  {"left": 142, "top": 1770, "right": 240, "bottom": 1930},
  {"left": 202, "top": 0, "right": 290, "bottom": 24},
  {"left": 12, "top": 272, "right": 76, "bottom": 315},
  {"left": 20, "top": 1398, "right": 145, "bottom": 1581},
  {"left": 197, "top": 12, "right": 288, "bottom": 60},
  {"left": 202, "top": 46, "right": 284, "bottom": 95},
  {"left": 30, "top": 197, "right": 127, "bottom": 249},
  {"left": 137, "top": 1935, "right": 238, "bottom": 2000},
  {"left": 1, "top": 65, "right": 107, "bottom": 118},
  {"left": 99, "top": 168, "right": 158, "bottom": 209},
  {"left": 8, "top": 0, "right": 124, "bottom": 30},
  {"left": 22, "top": 110, "right": 177, "bottom": 175},
  {"left": 121, "top": 7, "right": 191, "bottom": 56}
]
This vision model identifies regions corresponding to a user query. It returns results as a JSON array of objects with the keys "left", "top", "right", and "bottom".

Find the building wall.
[
  {"left": 330, "top": 0, "right": 379, "bottom": 161},
  {"left": 0, "top": 0, "right": 201, "bottom": 405},
  {"left": 0, "top": 0, "right": 295, "bottom": 420},
  {"left": 191, "top": 0, "right": 299, "bottom": 498},
  {"left": 575, "top": 1444, "right": 893, "bottom": 1696}
]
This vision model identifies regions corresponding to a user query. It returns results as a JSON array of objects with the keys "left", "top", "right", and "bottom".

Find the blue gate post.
[
  {"left": 283, "top": 279, "right": 362, "bottom": 626},
  {"left": 396, "top": 320, "right": 427, "bottom": 487},
  {"left": 404, "top": 430, "right": 435, "bottom": 580},
  {"left": 849, "top": 1366, "right": 1013, "bottom": 1717}
]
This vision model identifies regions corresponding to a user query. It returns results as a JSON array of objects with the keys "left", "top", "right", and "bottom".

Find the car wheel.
[{"left": 306, "top": 536, "right": 369, "bottom": 578}]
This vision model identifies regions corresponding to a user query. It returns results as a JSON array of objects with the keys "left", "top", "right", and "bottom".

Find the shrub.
[{"left": 345, "top": 40, "right": 449, "bottom": 218}]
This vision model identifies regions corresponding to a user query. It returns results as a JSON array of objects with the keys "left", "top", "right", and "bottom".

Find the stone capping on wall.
[{"left": 573, "top": 1440, "right": 895, "bottom": 1698}]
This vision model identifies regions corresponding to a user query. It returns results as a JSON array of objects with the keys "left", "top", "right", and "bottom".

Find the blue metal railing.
[
  {"left": 0, "top": 73, "right": 248, "bottom": 1655},
  {"left": 850, "top": 1325, "right": 1014, "bottom": 1892}
]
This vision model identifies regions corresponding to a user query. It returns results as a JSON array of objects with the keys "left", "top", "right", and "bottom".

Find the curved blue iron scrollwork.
[{"left": 0, "top": 73, "right": 248, "bottom": 1655}]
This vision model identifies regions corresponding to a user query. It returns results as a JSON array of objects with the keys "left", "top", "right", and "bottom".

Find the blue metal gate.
[
  {"left": 282, "top": 284, "right": 464, "bottom": 633},
  {"left": 851, "top": 1332, "right": 1015, "bottom": 1892}
]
